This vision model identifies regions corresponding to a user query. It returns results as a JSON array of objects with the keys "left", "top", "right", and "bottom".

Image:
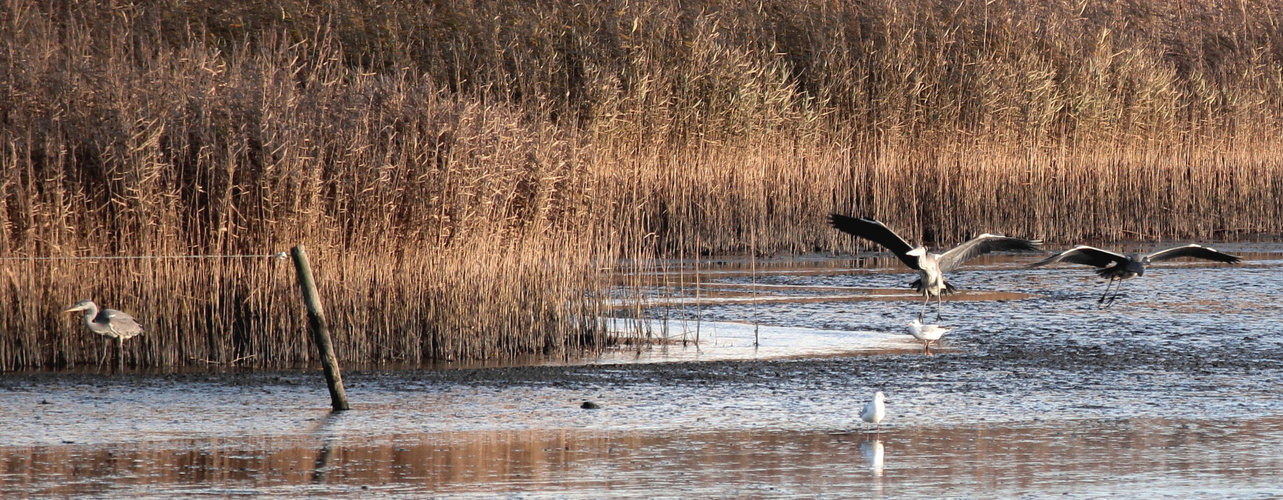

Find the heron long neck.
[{"left": 81, "top": 304, "right": 99, "bottom": 330}]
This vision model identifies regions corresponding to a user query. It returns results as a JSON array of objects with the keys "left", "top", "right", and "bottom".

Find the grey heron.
[
  {"left": 1029, "top": 244, "right": 1242, "bottom": 306},
  {"left": 829, "top": 214, "right": 1043, "bottom": 320},
  {"left": 906, "top": 319, "right": 950, "bottom": 354},
  {"left": 64, "top": 299, "right": 143, "bottom": 368},
  {"left": 860, "top": 391, "right": 889, "bottom": 433}
]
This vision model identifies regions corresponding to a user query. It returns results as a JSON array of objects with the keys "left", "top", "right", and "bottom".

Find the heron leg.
[
  {"left": 1098, "top": 278, "right": 1116, "bottom": 305},
  {"left": 935, "top": 293, "right": 944, "bottom": 321},
  {"left": 1105, "top": 279, "right": 1126, "bottom": 307},
  {"left": 918, "top": 297, "right": 928, "bottom": 322},
  {"left": 96, "top": 339, "right": 109, "bottom": 370},
  {"left": 115, "top": 337, "right": 124, "bottom": 372}
]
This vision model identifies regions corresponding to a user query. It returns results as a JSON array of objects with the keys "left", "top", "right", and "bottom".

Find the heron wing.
[
  {"left": 1028, "top": 245, "right": 1129, "bottom": 269},
  {"left": 1145, "top": 244, "right": 1242, "bottom": 264},
  {"left": 828, "top": 214, "right": 919, "bottom": 269},
  {"left": 936, "top": 234, "right": 1043, "bottom": 272},
  {"left": 98, "top": 309, "right": 144, "bottom": 339}
]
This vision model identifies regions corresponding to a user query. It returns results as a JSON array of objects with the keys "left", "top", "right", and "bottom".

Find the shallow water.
[
  {"left": 3, "top": 242, "right": 1283, "bottom": 497},
  {"left": 8, "top": 418, "right": 1283, "bottom": 498}
]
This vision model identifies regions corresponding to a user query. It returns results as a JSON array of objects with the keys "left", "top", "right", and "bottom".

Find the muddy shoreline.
[
  {"left": 4, "top": 252, "right": 1281, "bottom": 497},
  {"left": 5, "top": 344, "right": 1283, "bottom": 498},
  {"left": 6, "top": 325, "right": 1278, "bottom": 389}
]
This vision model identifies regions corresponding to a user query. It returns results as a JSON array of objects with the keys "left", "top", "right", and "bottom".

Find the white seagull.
[
  {"left": 860, "top": 391, "right": 889, "bottom": 432},
  {"left": 906, "top": 319, "right": 950, "bottom": 353},
  {"left": 829, "top": 214, "right": 1042, "bottom": 320}
]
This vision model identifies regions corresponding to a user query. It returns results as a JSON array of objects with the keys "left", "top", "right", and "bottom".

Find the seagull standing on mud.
[
  {"left": 828, "top": 214, "right": 1043, "bottom": 320},
  {"left": 861, "top": 391, "right": 889, "bottom": 433},
  {"left": 906, "top": 319, "right": 950, "bottom": 354},
  {"left": 1029, "top": 244, "right": 1241, "bottom": 306}
]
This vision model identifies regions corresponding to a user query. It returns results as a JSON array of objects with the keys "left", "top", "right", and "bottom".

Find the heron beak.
[{"left": 62, "top": 305, "right": 84, "bottom": 313}]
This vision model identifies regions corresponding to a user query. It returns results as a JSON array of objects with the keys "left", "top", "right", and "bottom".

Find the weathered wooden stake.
[{"left": 290, "top": 245, "right": 350, "bottom": 411}]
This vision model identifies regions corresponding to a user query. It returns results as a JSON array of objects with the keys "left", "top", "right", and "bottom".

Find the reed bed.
[{"left": 2, "top": 0, "right": 1283, "bottom": 368}]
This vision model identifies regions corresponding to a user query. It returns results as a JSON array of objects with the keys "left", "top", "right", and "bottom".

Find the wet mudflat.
[{"left": 3, "top": 242, "right": 1283, "bottom": 497}]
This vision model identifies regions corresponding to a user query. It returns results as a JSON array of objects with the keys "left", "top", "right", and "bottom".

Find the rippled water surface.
[{"left": 4, "top": 243, "right": 1283, "bottom": 497}]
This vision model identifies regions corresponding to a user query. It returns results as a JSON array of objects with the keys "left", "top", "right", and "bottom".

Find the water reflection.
[
  {"left": 859, "top": 436, "right": 884, "bottom": 476},
  {"left": 5, "top": 418, "right": 1283, "bottom": 497},
  {"left": 309, "top": 411, "right": 347, "bottom": 484}
]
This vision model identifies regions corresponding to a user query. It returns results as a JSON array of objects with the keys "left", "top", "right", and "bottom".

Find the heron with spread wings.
[
  {"left": 1029, "top": 244, "right": 1241, "bottom": 306},
  {"left": 829, "top": 214, "right": 1043, "bottom": 321}
]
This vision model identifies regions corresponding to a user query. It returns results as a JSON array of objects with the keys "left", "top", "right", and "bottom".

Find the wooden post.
[{"left": 290, "top": 245, "right": 351, "bottom": 411}]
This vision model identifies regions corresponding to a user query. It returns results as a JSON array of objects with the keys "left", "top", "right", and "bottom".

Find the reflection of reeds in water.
[
  {"left": 4, "top": 0, "right": 1283, "bottom": 368},
  {"left": 7, "top": 420, "right": 1276, "bottom": 496}
]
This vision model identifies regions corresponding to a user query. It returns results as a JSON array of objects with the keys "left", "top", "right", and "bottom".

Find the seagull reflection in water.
[{"left": 860, "top": 437, "right": 885, "bottom": 477}]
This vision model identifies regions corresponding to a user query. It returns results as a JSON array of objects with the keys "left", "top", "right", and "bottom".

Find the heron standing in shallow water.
[
  {"left": 1029, "top": 244, "right": 1242, "bottom": 306},
  {"left": 829, "top": 214, "right": 1043, "bottom": 321},
  {"left": 64, "top": 299, "right": 143, "bottom": 369}
]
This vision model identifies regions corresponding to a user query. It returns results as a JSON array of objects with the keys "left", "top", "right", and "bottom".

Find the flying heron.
[
  {"left": 828, "top": 214, "right": 1043, "bottom": 320},
  {"left": 860, "top": 391, "right": 889, "bottom": 433},
  {"left": 1029, "top": 244, "right": 1242, "bottom": 306},
  {"left": 64, "top": 299, "right": 143, "bottom": 369}
]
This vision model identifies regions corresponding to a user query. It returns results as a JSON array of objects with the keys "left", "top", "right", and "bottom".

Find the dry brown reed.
[{"left": 3, "top": 0, "right": 1283, "bottom": 368}]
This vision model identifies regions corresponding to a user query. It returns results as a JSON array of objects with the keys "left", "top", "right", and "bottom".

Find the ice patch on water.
[{"left": 598, "top": 317, "right": 915, "bottom": 364}]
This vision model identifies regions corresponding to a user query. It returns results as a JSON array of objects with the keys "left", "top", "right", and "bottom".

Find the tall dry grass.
[{"left": 3, "top": 0, "right": 1283, "bottom": 368}]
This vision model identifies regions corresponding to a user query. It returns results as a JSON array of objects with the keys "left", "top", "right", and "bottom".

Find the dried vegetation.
[{"left": 2, "top": 0, "right": 1281, "bottom": 368}]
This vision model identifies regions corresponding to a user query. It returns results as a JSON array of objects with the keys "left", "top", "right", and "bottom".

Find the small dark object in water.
[{"left": 581, "top": 401, "right": 601, "bottom": 409}]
